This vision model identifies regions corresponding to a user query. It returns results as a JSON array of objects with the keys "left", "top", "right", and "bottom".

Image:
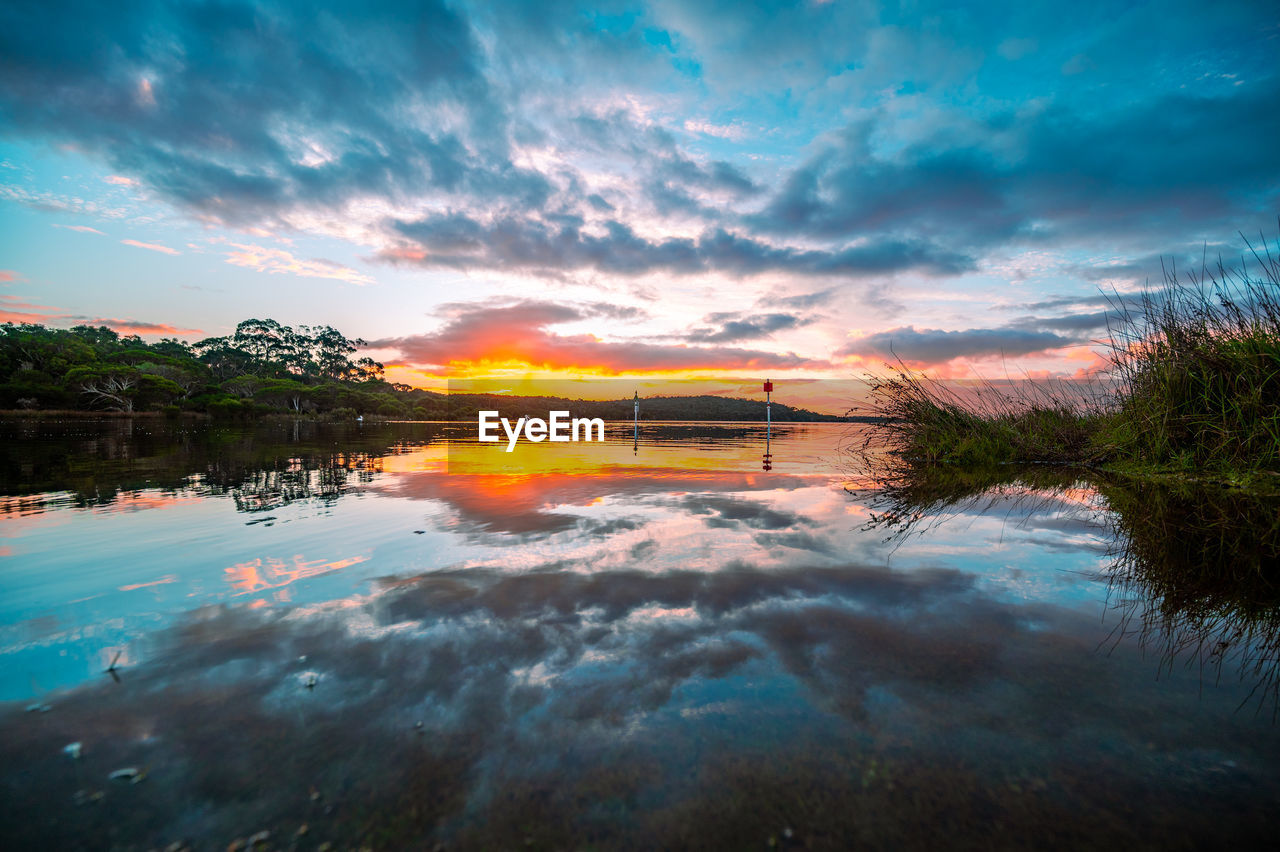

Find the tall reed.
[{"left": 855, "top": 229, "right": 1280, "bottom": 475}]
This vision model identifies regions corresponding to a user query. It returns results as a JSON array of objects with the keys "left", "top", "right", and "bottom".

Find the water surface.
[{"left": 2, "top": 419, "right": 1277, "bottom": 849}]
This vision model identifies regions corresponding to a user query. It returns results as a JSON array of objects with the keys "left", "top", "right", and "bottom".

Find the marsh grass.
[{"left": 855, "top": 230, "right": 1280, "bottom": 478}]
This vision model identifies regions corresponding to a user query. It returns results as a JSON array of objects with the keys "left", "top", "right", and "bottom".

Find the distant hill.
[{"left": 410, "top": 392, "right": 851, "bottom": 422}]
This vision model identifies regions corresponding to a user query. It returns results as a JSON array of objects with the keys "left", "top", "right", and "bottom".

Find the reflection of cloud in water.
[
  {"left": 225, "top": 554, "right": 370, "bottom": 596},
  {"left": 4, "top": 558, "right": 1279, "bottom": 847},
  {"left": 370, "top": 467, "right": 817, "bottom": 537}
]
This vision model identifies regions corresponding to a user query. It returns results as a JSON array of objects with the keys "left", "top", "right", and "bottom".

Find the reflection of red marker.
[
  {"left": 763, "top": 378, "right": 773, "bottom": 470},
  {"left": 763, "top": 379, "right": 772, "bottom": 435}
]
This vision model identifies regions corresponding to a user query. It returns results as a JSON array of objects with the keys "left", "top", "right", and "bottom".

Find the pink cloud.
[
  {"left": 85, "top": 318, "right": 203, "bottom": 337},
  {"left": 121, "top": 239, "right": 180, "bottom": 255},
  {"left": 54, "top": 224, "right": 106, "bottom": 235},
  {"left": 0, "top": 293, "right": 61, "bottom": 324}
]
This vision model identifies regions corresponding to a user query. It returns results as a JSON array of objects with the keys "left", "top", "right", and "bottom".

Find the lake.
[{"left": 2, "top": 418, "right": 1278, "bottom": 849}]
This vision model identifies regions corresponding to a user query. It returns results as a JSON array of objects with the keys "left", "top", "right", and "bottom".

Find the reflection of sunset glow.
[
  {"left": 371, "top": 436, "right": 831, "bottom": 536},
  {"left": 443, "top": 431, "right": 817, "bottom": 476},
  {"left": 379, "top": 445, "right": 448, "bottom": 474},
  {"left": 225, "top": 554, "right": 370, "bottom": 596},
  {"left": 378, "top": 366, "right": 860, "bottom": 415},
  {"left": 91, "top": 492, "right": 204, "bottom": 514}
]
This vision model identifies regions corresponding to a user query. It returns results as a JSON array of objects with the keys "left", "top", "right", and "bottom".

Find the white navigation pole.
[
  {"left": 764, "top": 379, "right": 772, "bottom": 438},
  {"left": 633, "top": 390, "right": 639, "bottom": 453}
]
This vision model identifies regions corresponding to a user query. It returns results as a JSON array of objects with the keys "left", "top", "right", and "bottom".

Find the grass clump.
[{"left": 857, "top": 229, "right": 1280, "bottom": 479}]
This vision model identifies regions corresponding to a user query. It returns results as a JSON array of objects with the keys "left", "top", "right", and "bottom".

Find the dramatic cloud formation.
[
  {"left": 375, "top": 299, "right": 822, "bottom": 372},
  {"left": 1, "top": 0, "right": 1277, "bottom": 374},
  {"left": 382, "top": 216, "right": 971, "bottom": 278}
]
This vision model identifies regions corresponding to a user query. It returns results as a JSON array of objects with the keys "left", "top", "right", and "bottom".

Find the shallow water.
[{"left": 1, "top": 418, "right": 1278, "bottom": 849}]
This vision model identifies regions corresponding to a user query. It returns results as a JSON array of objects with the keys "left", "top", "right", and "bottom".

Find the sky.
[{"left": 1, "top": 0, "right": 1278, "bottom": 404}]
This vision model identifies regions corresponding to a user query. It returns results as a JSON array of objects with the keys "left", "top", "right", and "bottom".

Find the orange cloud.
[
  {"left": 376, "top": 299, "right": 823, "bottom": 375},
  {"left": 226, "top": 554, "right": 369, "bottom": 596},
  {"left": 84, "top": 317, "right": 203, "bottom": 337},
  {"left": 121, "top": 238, "right": 180, "bottom": 255},
  {"left": 0, "top": 293, "right": 61, "bottom": 324},
  {"left": 54, "top": 224, "right": 106, "bottom": 235},
  {"left": 0, "top": 270, "right": 16, "bottom": 282}
]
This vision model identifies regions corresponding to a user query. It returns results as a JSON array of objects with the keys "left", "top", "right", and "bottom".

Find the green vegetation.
[
  {"left": 0, "top": 318, "right": 417, "bottom": 417},
  {"left": 856, "top": 232, "right": 1280, "bottom": 484}
]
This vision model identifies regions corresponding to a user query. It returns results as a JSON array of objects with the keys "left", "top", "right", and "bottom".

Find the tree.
[
  {"left": 256, "top": 379, "right": 312, "bottom": 412},
  {"left": 65, "top": 365, "right": 142, "bottom": 411},
  {"left": 65, "top": 365, "right": 183, "bottom": 412}
]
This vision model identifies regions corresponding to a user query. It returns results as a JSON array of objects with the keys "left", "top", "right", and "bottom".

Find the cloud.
[
  {"left": 1009, "top": 311, "right": 1114, "bottom": 333},
  {"left": 683, "top": 119, "right": 749, "bottom": 141},
  {"left": 223, "top": 242, "right": 374, "bottom": 286},
  {"left": 383, "top": 215, "right": 972, "bottom": 279},
  {"left": 0, "top": 270, "right": 16, "bottom": 282},
  {"left": 103, "top": 175, "right": 137, "bottom": 186},
  {"left": 0, "top": 293, "right": 60, "bottom": 324},
  {"left": 840, "top": 325, "right": 1075, "bottom": 365},
  {"left": 754, "top": 78, "right": 1280, "bottom": 250},
  {"left": 74, "top": 317, "right": 202, "bottom": 337},
  {"left": 121, "top": 239, "right": 179, "bottom": 255},
  {"left": 52, "top": 224, "right": 106, "bottom": 235},
  {"left": 0, "top": 0, "right": 535, "bottom": 225},
  {"left": 373, "top": 299, "right": 823, "bottom": 372},
  {"left": 683, "top": 311, "right": 812, "bottom": 343}
]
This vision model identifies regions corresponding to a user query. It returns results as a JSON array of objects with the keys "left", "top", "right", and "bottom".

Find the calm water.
[{"left": 1, "top": 418, "right": 1278, "bottom": 849}]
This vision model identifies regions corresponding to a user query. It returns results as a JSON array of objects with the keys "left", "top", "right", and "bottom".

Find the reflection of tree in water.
[
  {"left": 217, "top": 453, "right": 385, "bottom": 513},
  {"left": 850, "top": 463, "right": 1280, "bottom": 715},
  {"left": 0, "top": 418, "right": 444, "bottom": 510}
]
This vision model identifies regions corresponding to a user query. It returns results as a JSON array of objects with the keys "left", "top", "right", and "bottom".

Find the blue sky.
[{"left": 1, "top": 0, "right": 1277, "bottom": 385}]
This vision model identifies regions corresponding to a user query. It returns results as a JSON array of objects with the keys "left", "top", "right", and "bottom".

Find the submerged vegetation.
[{"left": 856, "top": 231, "right": 1280, "bottom": 483}]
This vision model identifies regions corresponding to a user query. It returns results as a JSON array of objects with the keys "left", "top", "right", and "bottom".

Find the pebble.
[
  {"left": 108, "top": 767, "right": 147, "bottom": 783},
  {"left": 63, "top": 742, "right": 82, "bottom": 759}
]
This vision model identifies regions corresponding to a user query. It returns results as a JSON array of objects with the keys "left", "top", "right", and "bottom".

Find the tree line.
[
  {"left": 0, "top": 319, "right": 428, "bottom": 417},
  {"left": 1, "top": 320, "right": 846, "bottom": 420}
]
